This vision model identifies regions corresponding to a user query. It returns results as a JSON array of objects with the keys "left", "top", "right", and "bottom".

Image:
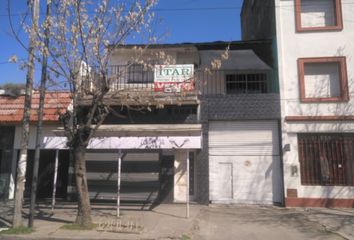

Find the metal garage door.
[
  {"left": 85, "top": 151, "right": 160, "bottom": 203},
  {"left": 209, "top": 121, "right": 282, "bottom": 204}
]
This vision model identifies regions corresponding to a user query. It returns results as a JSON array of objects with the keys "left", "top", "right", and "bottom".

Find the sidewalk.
[
  {"left": 0, "top": 201, "right": 353, "bottom": 240},
  {"left": 0, "top": 202, "right": 200, "bottom": 240},
  {"left": 296, "top": 207, "right": 354, "bottom": 240}
]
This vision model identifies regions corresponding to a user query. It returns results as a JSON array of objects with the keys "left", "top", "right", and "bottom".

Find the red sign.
[{"left": 154, "top": 81, "right": 194, "bottom": 93}]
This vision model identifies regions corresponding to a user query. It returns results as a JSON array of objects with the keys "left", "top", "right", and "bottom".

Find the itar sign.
[{"left": 154, "top": 64, "right": 194, "bottom": 92}]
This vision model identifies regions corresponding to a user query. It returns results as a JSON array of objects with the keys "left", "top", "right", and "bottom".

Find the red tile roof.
[{"left": 0, "top": 92, "right": 71, "bottom": 123}]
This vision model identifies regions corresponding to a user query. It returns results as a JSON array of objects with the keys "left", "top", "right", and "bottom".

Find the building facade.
[
  {"left": 68, "top": 41, "right": 283, "bottom": 205},
  {"left": 0, "top": 92, "right": 71, "bottom": 200},
  {"left": 242, "top": 0, "right": 354, "bottom": 207},
  {"left": 1, "top": 41, "right": 283, "bottom": 206}
]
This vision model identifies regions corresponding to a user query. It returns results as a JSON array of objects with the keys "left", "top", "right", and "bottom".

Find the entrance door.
[
  {"left": 159, "top": 155, "right": 174, "bottom": 203},
  {"left": 25, "top": 150, "right": 69, "bottom": 199},
  {"left": 218, "top": 163, "right": 233, "bottom": 200}
]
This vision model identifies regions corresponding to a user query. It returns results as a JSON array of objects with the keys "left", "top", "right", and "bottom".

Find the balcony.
[{"left": 79, "top": 64, "right": 279, "bottom": 106}]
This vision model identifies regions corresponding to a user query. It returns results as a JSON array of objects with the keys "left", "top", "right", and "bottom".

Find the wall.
[
  {"left": 173, "top": 150, "right": 188, "bottom": 202},
  {"left": 241, "top": 0, "right": 276, "bottom": 41},
  {"left": 195, "top": 94, "right": 281, "bottom": 203},
  {"left": 206, "top": 94, "right": 280, "bottom": 120},
  {"left": 0, "top": 126, "right": 15, "bottom": 199},
  {"left": 14, "top": 125, "right": 60, "bottom": 149},
  {"left": 276, "top": 0, "right": 354, "bottom": 117},
  {"left": 110, "top": 47, "right": 199, "bottom": 66},
  {"left": 283, "top": 130, "right": 354, "bottom": 202},
  {"left": 108, "top": 43, "right": 281, "bottom": 204},
  {"left": 111, "top": 45, "right": 276, "bottom": 96},
  {"left": 275, "top": 0, "right": 354, "bottom": 203}
]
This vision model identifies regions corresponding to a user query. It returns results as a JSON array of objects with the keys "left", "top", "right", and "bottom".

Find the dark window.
[
  {"left": 127, "top": 64, "right": 154, "bottom": 84},
  {"left": 298, "top": 133, "right": 354, "bottom": 186},
  {"left": 226, "top": 73, "right": 267, "bottom": 94}
]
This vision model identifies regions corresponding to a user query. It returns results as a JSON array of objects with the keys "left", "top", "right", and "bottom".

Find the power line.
[{"left": 2, "top": 2, "right": 354, "bottom": 17}]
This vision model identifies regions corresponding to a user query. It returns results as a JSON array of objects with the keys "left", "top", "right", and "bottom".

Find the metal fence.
[
  {"left": 298, "top": 133, "right": 354, "bottom": 186},
  {"left": 88, "top": 65, "right": 278, "bottom": 96}
]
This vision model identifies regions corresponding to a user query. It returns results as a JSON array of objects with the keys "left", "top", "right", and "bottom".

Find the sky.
[{"left": 0, "top": 0, "right": 243, "bottom": 85}]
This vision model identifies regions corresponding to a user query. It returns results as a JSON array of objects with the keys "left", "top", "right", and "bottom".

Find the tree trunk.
[
  {"left": 13, "top": 0, "right": 40, "bottom": 228},
  {"left": 13, "top": 149, "right": 28, "bottom": 227},
  {"left": 73, "top": 144, "right": 92, "bottom": 226}
]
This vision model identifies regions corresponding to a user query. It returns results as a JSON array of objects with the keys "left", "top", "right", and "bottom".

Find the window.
[
  {"left": 127, "top": 63, "right": 154, "bottom": 84},
  {"left": 295, "top": 0, "right": 343, "bottom": 32},
  {"left": 298, "top": 133, "right": 354, "bottom": 186},
  {"left": 298, "top": 57, "right": 348, "bottom": 102},
  {"left": 225, "top": 73, "right": 267, "bottom": 94}
]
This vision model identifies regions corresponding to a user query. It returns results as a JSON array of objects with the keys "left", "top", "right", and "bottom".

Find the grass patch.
[
  {"left": 60, "top": 223, "right": 97, "bottom": 231},
  {"left": 180, "top": 234, "right": 191, "bottom": 240},
  {"left": 0, "top": 226, "right": 33, "bottom": 235}
]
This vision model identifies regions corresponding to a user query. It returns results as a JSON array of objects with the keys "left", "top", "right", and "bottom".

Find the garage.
[
  {"left": 85, "top": 151, "right": 162, "bottom": 204},
  {"left": 43, "top": 125, "right": 202, "bottom": 206},
  {"left": 209, "top": 121, "right": 283, "bottom": 204}
]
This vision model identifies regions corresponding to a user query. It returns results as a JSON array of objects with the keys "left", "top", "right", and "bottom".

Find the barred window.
[
  {"left": 298, "top": 133, "right": 354, "bottom": 186},
  {"left": 127, "top": 63, "right": 154, "bottom": 84},
  {"left": 225, "top": 73, "right": 267, "bottom": 94}
]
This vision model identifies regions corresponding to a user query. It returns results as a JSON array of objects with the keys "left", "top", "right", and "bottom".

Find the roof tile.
[{"left": 0, "top": 92, "right": 71, "bottom": 123}]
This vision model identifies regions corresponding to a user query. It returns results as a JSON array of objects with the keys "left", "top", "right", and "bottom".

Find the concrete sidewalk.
[
  {"left": 296, "top": 207, "right": 354, "bottom": 240},
  {"left": 0, "top": 202, "right": 353, "bottom": 240},
  {"left": 0, "top": 202, "right": 199, "bottom": 240}
]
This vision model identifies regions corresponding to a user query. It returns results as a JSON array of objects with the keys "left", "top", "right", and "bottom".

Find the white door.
[
  {"left": 217, "top": 163, "right": 233, "bottom": 200},
  {"left": 209, "top": 121, "right": 282, "bottom": 204}
]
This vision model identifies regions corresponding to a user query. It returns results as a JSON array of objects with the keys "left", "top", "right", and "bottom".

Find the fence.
[
  {"left": 86, "top": 65, "right": 278, "bottom": 96},
  {"left": 298, "top": 133, "right": 354, "bottom": 186}
]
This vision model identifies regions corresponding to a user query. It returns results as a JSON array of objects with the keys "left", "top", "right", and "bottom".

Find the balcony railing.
[{"left": 86, "top": 65, "right": 278, "bottom": 97}]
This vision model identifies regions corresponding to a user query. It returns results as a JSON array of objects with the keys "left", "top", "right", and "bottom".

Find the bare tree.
[
  {"left": 44, "top": 0, "right": 158, "bottom": 226},
  {"left": 8, "top": 0, "right": 229, "bottom": 228},
  {"left": 12, "top": 0, "right": 40, "bottom": 228},
  {"left": 28, "top": 0, "right": 51, "bottom": 228}
]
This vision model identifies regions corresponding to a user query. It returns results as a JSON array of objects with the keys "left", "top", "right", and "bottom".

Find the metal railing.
[
  {"left": 298, "top": 133, "right": 354, "bottom": 186},
  {"left": 87, "top": 65, "right": 278, "bottom": 96}
]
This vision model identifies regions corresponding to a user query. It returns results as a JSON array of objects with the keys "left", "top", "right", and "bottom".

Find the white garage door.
[{"left": 209, "top": 121, "right": 282, "bottom": 204}]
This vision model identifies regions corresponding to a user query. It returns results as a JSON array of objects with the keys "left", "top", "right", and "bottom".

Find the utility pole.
[
  {"left": 28, "top": 0, "right": 51, "bottom": 228},
  {"left": 13, "top": 0, "right": 40, "bottom": 228}
]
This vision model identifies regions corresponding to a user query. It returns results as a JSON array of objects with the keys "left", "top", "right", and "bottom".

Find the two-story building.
[
  {"left": 1, "top": 40, "right": 283, "bottom": 207},
  {"left": 242, "top": 0, "right": 354, "bottom": 207},
  {"left": 76, "top": 41, "right": 283, "bottom": 205}
]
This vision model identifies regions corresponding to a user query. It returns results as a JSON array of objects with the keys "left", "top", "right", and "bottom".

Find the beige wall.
[
  {"left": 14, "top": 125, "right": 60, "bottom": 149},
  {"left": 173, "top": 150, "right": 188, "bottom": 202},
  {"left": 275, "top": 0, "right": 354, "bottom": 200}
]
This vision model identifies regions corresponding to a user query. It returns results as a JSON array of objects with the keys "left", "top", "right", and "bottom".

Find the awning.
[
  {"left": 199, "top": 49, "right": 271, "bottom": 70},
  {"left": 42, "top": 136, "right": 202, "bottom": 149},
  {"left": 43, "top": 124, "right": 202, "bottom": 149}
]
